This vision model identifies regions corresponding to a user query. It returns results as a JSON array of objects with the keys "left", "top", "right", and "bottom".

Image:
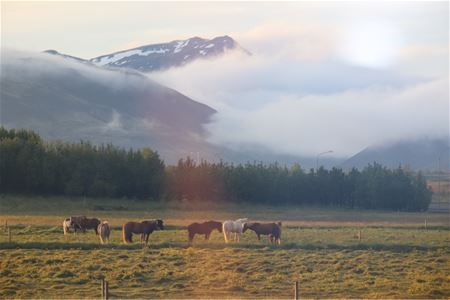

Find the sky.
[{"left": 1, "top": 1, "right": 449, "bottom": 157}]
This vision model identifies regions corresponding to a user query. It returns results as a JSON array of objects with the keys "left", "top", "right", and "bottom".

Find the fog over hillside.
[
  {"left": 150, "top": 49, "right": 449, "bottom": 160},
  {"left": 0, "top": 50, "right": 218, "bottom": 163}
]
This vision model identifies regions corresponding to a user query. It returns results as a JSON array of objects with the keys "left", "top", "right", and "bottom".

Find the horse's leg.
[
  {"left": 257, "top": 234, "right": 261, "bottom": 241},
  {"left": 223, "top": 230, "right": 228, "bottom": 243}
]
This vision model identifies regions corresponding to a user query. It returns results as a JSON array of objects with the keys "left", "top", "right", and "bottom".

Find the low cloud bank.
[{"left": 150, "top": 50, "right": 449, "bottom": 158}]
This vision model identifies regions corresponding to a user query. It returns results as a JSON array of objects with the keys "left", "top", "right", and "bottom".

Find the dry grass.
[{"left": 0, "top": 196, "right": 449, "bottom": 299}]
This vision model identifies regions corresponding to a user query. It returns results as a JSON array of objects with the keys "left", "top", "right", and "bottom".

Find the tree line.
[{"left": 0, "top": 128, "right": 432, "bottom": 211}]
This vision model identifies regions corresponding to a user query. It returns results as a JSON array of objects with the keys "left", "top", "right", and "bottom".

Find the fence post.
[
  {"left": 105, "top": 280, "right": 109, "bottom": 300},
  {"left": 424, "top": 218, "right": 427, "bottom": 230},
  {"left": 8, "top": 227, "right": 11, "bottom": 243},
  {"left": 294, "top": 280, "right": 298, "bottom": 300},
  {"left": 101, "top": 279, "right": 105, "bottom": 299},
  {"left": 4, "top": 220, "right": 7, "bottom": 232},
  {"left": 358, "top": 229, "right": 361, "bottom": 242}
]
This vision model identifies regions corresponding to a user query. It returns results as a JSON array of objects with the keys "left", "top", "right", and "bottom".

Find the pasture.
[{"left": 0, "top": 196, "right": 449, "bottom": 298}]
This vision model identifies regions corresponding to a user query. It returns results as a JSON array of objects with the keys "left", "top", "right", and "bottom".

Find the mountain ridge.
[{"left": 44, "top": 35, "right": 249, "bottom": 72}]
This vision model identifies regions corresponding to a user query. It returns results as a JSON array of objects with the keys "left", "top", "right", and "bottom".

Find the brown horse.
[
  {"left": 122, "top": 220, "right": 164, "bottom": 244},
  {"left": 70, "top": 216, "right": 101, "bottom": 234},
  {"left": 187, "top": 221, "right": 222, "bottom": 243},
  {"left": 243, "top": 222, "right": 282, "bottom": 244}
]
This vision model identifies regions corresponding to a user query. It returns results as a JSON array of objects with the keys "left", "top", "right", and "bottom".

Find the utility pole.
[
  {"left": 438, "top": 156, "right": 441, "bottom": 209},
  {"left": 316, "top": 150, "right": 333, "bottom": 170}
]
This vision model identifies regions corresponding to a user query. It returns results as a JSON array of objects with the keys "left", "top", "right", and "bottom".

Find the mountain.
[
  {"left": 43, "top": 49, "right": 89, "bottom": 64},
  {"left": 89, "top": 36, "right": 249, "bottom": 72},
  {"left": 342, "top": 138, "right": 450, "bottom": 171},
  {"left": 1, "top": 51, "right": 218, "bottom": 163}
]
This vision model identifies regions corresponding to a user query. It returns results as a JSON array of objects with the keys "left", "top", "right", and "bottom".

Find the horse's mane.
[{"left": 235, "top": 218, "right": 248, "bottom": 223}]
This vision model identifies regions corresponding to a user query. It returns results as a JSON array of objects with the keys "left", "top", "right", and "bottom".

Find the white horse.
[
  {"left": 63, "top": 217, "right": 82, "bottom": 235},
  {"left": 222, "top": 218, "right": 248, "bottom": 243},
  {"left": 97, "top": 221, "right": 110, "bottom": 244},
  {"left": 63, "top": 218, "right": 73, "bottom": 235}
]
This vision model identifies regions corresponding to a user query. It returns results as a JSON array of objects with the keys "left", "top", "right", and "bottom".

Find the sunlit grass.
[{"left": 0, "top": 196, "right": 449, "bottom": 298}]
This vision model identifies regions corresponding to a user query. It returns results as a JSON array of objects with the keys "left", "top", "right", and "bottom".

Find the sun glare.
[{"left": 338, "top": 21, "right": 404, "bottom": 69}]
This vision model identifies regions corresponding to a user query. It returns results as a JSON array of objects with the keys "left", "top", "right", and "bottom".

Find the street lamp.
[{"left": 316, "top": 150, "right": 333, "bottom": 170}]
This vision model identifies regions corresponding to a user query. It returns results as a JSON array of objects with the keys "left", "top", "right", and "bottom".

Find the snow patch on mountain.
[{"left": 89, "top": 35, "right": 250, "bottom": 72}]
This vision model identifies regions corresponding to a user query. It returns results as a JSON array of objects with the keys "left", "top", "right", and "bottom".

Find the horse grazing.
[
  {"left": 122, "top": 220, "right": 164, "bottom": 244},
  {"left": 97, "top": 221, "right": 110, "bottom": 244},
  {"left": 222, "top": 218, "right": 248, "bottom": 243},
  {"left": 70, "top": 216, "right": 101, "bottom": 234},
  {"left": 243, "top": 222, "right": 282, "bottom": 244},
  {"left": 187, "top": 221, "right": 222, "bottom": 243}
]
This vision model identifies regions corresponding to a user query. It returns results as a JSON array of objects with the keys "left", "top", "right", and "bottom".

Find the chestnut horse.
[
  {"left": 122, "top": 220, "right": 164, "bottom": 244},
  {"left": 243, "top": 222, "right": 282, "bottom": 244},
  {"left": 187, "top": 221, "right": 222, "bottom": 243}
]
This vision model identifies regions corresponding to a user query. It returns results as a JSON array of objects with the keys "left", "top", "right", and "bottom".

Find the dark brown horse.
[
  {"left": 243, "top": 222, "right": 282, "bottom": 244},
  {"left": 122, "top": 220, "right": 164, "bottom": 244},
  {"left": 70, "top": 216, "right": 101, "bottom": 234},
  {"left": 187, "top": 221, "right": 222, "bottom": 243}
]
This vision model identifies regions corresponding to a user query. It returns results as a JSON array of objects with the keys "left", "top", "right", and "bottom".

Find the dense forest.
[{"left": 0, "top": 128, "right": 432, "bottom": 211}]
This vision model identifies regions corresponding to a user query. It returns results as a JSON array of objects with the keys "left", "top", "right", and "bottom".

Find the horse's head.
[
  {"left": 277, "top": 222, "right": 282, "bottom": 227},
  {"left": 216, "top": 222, "right": 223, "bottom": 233},
  {"left": 156, "top": 219, "right": 164, "bottom": 230},
  {"left": 242, "top": 223, "right": 249, "bottom": 232}
]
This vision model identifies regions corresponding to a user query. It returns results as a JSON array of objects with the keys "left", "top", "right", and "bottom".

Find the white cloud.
[
  {"left": 205, "top": 77, "right": 449, "bottom": 157},
  {"left": 149, "top": 48, "right": 448, "bottom": 158}
]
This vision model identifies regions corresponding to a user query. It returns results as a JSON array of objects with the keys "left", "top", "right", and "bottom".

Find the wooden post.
[
  {"left": 105, "top": 280, "right": 109, "bottom": 300},
  {"left": 101, "top": 279, "right": 105, "bottom": 299},
  {"left": 8, "top": 227, "right": 11, "bottom": 243},
  {"left": 4, "top": 220, "right": 7, "bottom": 232},
  {"left": 425, "top": 218, "right": 428, "bottom": 230},
  {"left": 294, "top": 280, "right": 298, "bottom": 300},
  {"left": 358, "top": 229, "right": 361, "bottom": 242}
]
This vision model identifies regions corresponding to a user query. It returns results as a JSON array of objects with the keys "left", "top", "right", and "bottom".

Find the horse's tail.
[
  {"left": 99, "top": 227, "right": 104, "bottom": 244},
  {"left": 122, "top": 224, "right": 132, "bottom": 243}
]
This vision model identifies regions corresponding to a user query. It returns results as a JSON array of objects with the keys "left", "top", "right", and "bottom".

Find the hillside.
[
  {"left": 0, "top": 51, "right": 217, "bottom": 163},
  {"left": 342, "top": 138, "right": 450, "bottom": 171}
]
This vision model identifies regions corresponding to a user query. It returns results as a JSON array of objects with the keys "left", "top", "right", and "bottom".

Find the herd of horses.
[{"left": 63, "top": 216, "right": 282, "bottom": 245}]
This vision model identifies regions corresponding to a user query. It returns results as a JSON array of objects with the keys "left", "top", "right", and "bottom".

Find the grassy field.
[{"left": 0, "top": 196, "right": 449, "bottom": 299}]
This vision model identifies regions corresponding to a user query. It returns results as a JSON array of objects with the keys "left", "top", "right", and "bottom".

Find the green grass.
[{"left": 0, "top": 195, "right": 449, "bottom": 298}]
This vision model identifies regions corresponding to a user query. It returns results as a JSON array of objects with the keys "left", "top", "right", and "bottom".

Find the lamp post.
[{"left": 316, "top": 150, "right": 333, "bottom": 170}]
